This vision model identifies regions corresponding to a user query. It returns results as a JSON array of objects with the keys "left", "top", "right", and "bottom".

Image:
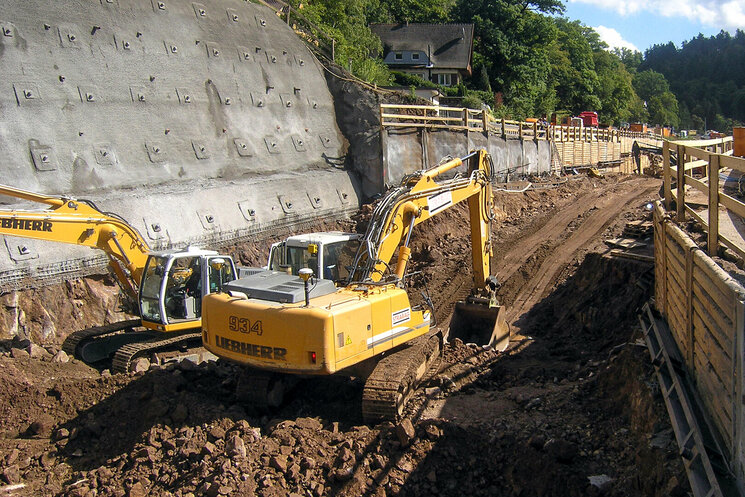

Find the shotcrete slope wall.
[{"left": 0, "top": 0, "right": 359, "bottom": 289}]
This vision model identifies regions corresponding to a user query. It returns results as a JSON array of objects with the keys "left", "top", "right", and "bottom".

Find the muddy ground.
[{"left": 0, "top": 173, "right": 689, "bottom": 497}]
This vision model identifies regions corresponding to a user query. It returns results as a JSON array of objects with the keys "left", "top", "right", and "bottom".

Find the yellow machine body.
[{"left": 203, "top": 284, "right": 429, "bottom": 375}]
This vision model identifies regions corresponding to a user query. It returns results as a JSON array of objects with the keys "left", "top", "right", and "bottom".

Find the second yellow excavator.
[
  {"left": 201, "top": 149, "right": 509, "bottom": 422},
  {"left": 0, "top": 185, "right": 239, "bottom": 372}
]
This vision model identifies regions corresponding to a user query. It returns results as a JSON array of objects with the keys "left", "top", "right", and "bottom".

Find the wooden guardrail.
[
  {"left": 662, "top": 137, "right": 741, "bottom": 258},
  {"left": 653, "top": 202, "right": 745, "bottom": 487},
  {"left": 380, "top": 104, "right": 654, "bottom": 142}
]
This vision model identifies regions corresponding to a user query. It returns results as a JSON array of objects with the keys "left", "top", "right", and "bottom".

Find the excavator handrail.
[{"left": 347, "top": 149, "right": 494, "bottom": 288}]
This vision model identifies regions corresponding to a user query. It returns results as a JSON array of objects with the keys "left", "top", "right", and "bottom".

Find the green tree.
[
  {"left": 451, "top": 0, "right": 562, "bottom": 118},
  {"left": 550, "top": 19, "right": 601, "bottom": 114},
  {"left": 648, "top": 91, "right": 679, "bottom": 126},
  {"left": 633, "top": 70, "right": 670, "bottom": 102},
  {"left": 593, "top": 49, "right": 635, "bottom": 125}
]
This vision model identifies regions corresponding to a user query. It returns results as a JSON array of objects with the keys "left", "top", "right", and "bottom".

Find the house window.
[
  {"left": 412, "top": 53, "right": 420, "bottom": 60},
  {"left": 434, "top": 73, "right": 453, "bottom": 86},
  {"left": 394, "top": 52, "right": 402, "bottom": 60}
]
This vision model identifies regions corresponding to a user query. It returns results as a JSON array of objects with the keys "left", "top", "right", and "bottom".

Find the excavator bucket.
[{"left": 448, "top": 298, "right": 510, "bottom": 351}]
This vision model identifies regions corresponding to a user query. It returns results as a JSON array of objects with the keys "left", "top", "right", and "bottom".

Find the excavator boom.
[{"left": 0, "top": 185, "right": 150, "bottom": 299}]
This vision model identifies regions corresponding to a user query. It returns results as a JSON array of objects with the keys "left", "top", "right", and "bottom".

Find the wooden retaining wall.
[{"left": 654, "top": 202, "right": 745, "bottom": 488}]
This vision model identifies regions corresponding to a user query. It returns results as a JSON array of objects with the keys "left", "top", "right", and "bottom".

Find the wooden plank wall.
[{"left": 654, "top": 202, "right": 745, "bottom": 486}]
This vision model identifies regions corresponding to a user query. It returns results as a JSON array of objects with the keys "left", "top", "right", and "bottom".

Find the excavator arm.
[
  {"left": 0, "top": 185, "right": 151, "bottom": 301},
  {"left": 350, "top": 149, "right": 495, "bottom": 289}
]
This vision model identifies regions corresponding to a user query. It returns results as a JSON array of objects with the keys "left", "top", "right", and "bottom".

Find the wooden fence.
[
  {"left": 653, "top": 203, "right": 745, "bottom": 485},
  {"left": 657, "top": 136, "right": 745, "bottom": 489},
  {"left": 379, "top": 103, "right": 653, "bottom": 141},
  {"left": 662, "top": 137, "right": 741, "bottom": 259}
]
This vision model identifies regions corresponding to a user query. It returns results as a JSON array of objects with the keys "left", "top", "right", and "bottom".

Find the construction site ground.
[{"left": 0, "top": 173, "right": 689, "bottom": 497}]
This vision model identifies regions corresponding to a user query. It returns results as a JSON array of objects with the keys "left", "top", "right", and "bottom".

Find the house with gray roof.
[{"left": 370, "top": 23, "right": 474, "bottom": 87}]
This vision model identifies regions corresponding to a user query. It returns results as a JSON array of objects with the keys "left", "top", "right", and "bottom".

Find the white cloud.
[
  {"left": 594, "top": 25, "right": 639, "bottom": 51},
  {"left": 570, "top": 0, "right": 745, "bottom": 31}
]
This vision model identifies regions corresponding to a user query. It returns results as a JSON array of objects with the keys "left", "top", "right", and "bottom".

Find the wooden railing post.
[
  {"left": 519, "top": 121, "right": 524, "bottom": 140},
  {"left": 462, "top": 108, "right": 468, "bottom": 129},
  {"left": 663, "top": 141, "right": 672, "bottom": 211},
  {"left": 533, "top": 121, "right": 538, "bottom": 142},
  {"left": 708, "top": 153, "right": 720, "bottom": 256},
  {"left": 501, "top": 118, "right": 506, "bottom": 139},
  {"left": 676, "top": 144, "right": 686, "bottom": 222},
  {"left": 482, "top": 111, "right": 488, "bottom": 133}
]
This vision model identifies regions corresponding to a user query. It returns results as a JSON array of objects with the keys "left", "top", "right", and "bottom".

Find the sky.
[{"left": 564, "top": 0, "right": 744, "bottom": 53}]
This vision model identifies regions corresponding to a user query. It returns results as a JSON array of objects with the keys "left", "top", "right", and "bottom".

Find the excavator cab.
[
  {"left": 139, "top": 249, "right": 237, "bottom": 330},
  {"left": 267, "top": 232, "right": 362, "bottom": 284}
]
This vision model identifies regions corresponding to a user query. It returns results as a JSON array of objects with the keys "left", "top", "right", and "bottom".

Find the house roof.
[{"left": 370, "top": 23, "right": 474, "bottom": 70}]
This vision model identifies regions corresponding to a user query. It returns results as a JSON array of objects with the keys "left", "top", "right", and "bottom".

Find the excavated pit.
[{"left": 0, "top": 175, "right": 686, "bottom": 496}]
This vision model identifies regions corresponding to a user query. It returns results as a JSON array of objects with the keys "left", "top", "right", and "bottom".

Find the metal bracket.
[
  {"left": 58, "top": 26, "right": 81, "bottom": 49},
  {"left": 226, "top": 8, "right": 240, "bottom": 23},
  {"left": 5, "top": 239, "right": 38, "bottom": 262},
  {"left": 164, "top": 41, "right": 179, "bottom": 55},
  {"left": 308, "top": 98, "right": 320, "bottom": 110},
  {"left": 337, "top": 189, "right": 351, "bottom": 206},
  {"left": 78, "top": 86, "right": 100, "bottom": 103},
  {"left": 206, "top": 42, "right": 221, "bottom": 58},
  {"left": 143, "top": 217, "right": 168, "bottom": 241},
  {"left": 291, "top": 135, "right": 307, "bottom": 152},
  {"left": 29, "top": 142, "right": 57, "bottom": 171},
  {"left": 233, "top": 138, "right": 253, "bottom": 157},
  {"left": 319, "top": 134, "right": 334, "bottom": 148},
  {"left": 255, "top": 16, "right": 267, "bottom": 28},
  {"left": 151, "top": 0, "right": 168, "bottom": 13},
  {"left": 265, "top": 51, "right": 278, "bottom": 64},
  {"left": 192, "top": 140, "right": 208, "bottom": 160},
  {"left": 295, "top": 55, "right": 305, "bottom": 67},
  {"left": 264, "top": 137, "right": 281, "bottom": 154},
  {"left": 197, "top": 210, "right": 217, "bottom": 230},
  {"left": 192, "top": 2, "right": 208, "bottom": 19},
  {"left": 237, "top": 46, "right": 253, "bottom": 63},
  {"left": 251, "top": 92, "right": 265, "bottom": 108},
  {"left": 238, "top": 200, "right": 257, "bottom": 222},
  {"left": 94, "top": 144, "right": 116, "bottom": 166},
  {"left": 279, "top": 93, "right": 295, "bottom": 109},
  {"left": 307, "top": 192, "right": 323, "bottom": 209},
  {"left": 129, "top": 86, "right": 150, "bottom": 103},
  {"left": 278, "top": 195, "right": 295, "bottom": 214},
  {"left": 145, "top": 141, "right": 166, "bottom": 163},
  {"left": 176, "top": 87, "right": 193, "bottom": 104},
  {"left": 13, "top": 83, "right": 40, "bottom": 106},
  {"left": 1, "top": 22, "right": 15, "bottom": 38}
]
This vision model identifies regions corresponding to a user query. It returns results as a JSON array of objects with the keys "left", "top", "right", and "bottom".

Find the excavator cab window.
[
  {"left": 208, "top": 256, "right": 235, "bottom": 293},
  {"left": 140, "top": 256, "right": 168, "bottom": 324},
  {"left": 322, "top": 240, "right": 360, "bottom": 282},
  {"left": 284, "top": 246, "right": 317, "bottom": 276},
  {"left": 163, "top": 256, "right": 202, "bottom": 322}
]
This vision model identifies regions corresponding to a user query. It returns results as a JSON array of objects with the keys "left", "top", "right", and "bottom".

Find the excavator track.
[
  {"left": 61, "top": 319, "right": 144, "bottom": 358},
  {"left": 111, "top": 332, "right": 202, "bottom": 374},
  {"left": 362, "top": 331, "right": 442, "bottom": 424}
]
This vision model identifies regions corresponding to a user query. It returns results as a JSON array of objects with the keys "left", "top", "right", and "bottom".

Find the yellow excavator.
[
  {"left": 0, "top": 185, "right": 239, "bottom": 372},
  {"left": 201, "top": 149, "right": 509, "bottom": 422}
]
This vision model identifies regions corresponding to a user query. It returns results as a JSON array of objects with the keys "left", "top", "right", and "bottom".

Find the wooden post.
[
  {"left": 676, "top": 144, "right": 686, "bottom": 222},
  {"left": 482, "top": 111, "right": 488, "bottom": 133},
  {"left": 501, "top": 118, "right": 506, "bottom": 139},
  {"left": 685, "top": 245, "right": 694, "bottom": 372},
  {"left": 663, "top": 141, "right": 672, "bottom": 211},
  {"left": 331, "top": 38, "right": 335, "bottom": 62},
  {"left": 533, "top": 121, "right": 538, "bottom": 141},
  {"left": 708, "top": 153, "right": 720, "bottom": 256},
  {"left": 519, "top": 122, "right": 523, "bottom": 140},
  {"left": 463, "top": 108, "right": 469, "bottom": 129}
]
